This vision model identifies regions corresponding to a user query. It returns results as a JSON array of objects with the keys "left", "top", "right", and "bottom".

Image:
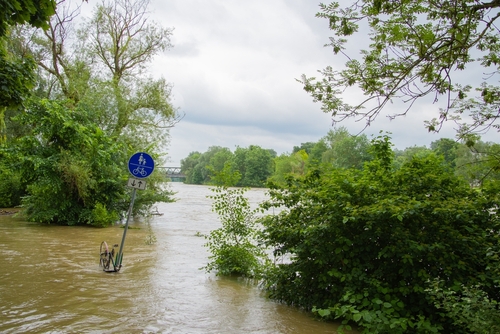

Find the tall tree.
[
  {"left": 181, "top": 151, "right": 202, "bottom": 184},
  {"left": 37, "top": 0, "right": 88, "bottom": 102},
  {"left": 85, "top": 0, "right": 176, "bottom": 138},
  {"left": 241, "top": 145, "right": 274, "bottom": 187},
  {"left": 301, "top": 0, "right": 500, "bottom": 139},
  {"left": 181, "top": 147, "right": 235, "bottom": 185},
  {"left": 0, "top": 0, "right": 177, "bottom": 223},
  {"left": 394, "top": 145, "right": 433, "bottom": 170},
  {"left": 431, "top": 138, "right": 460, "bottom": 168},
  {"left": 17, "top": 0, "right": 179, "bottom": 144},
  {"left": 293, "top": 142, "right": 315, "bottom": 155},
  {"left": 232, "top": 146, "right": 248, "bottom": 185},
  {"left": 321, "top": 127, "right": 371, "bottom": 169},
  {"left": 193, "top": 146, "right": 230, "bottom": 184},
  {"left": 308, "top": 139, "right": 328, "bottom": 166},
  {"left": 269, "top": 150, "right": 309, "bottom": 185},
  {"left": 229, "top": 145, "right": 274, "bottom": 187},
  {"left": 207, "top": 147, "right": 233, "bottom": 182}
]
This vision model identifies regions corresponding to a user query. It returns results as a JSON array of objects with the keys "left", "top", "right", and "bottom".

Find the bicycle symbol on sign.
[{"left": 133, "top": 166, "right": 147, "bottom": 176}]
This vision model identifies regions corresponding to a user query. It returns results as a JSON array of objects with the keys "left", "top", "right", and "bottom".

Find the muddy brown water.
[{"left": 0, "top": 183, "right": 352, "bottom": 333}]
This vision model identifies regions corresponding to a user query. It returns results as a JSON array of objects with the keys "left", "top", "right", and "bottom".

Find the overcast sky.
[{"left": 139, "top": 0, "right": 496, "bottom": 166}]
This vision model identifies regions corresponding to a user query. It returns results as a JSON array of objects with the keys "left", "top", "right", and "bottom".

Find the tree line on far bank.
[{"left": 180, "top": 127, "right": 500, "bottom": 188}]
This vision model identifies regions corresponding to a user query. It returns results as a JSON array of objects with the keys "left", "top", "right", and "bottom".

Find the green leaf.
[{"left": 317, "top": 308, "right": 331, "bottom": 317}]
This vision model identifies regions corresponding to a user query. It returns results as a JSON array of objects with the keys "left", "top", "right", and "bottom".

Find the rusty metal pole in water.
[{"left": 115, "top": 187, "right": 137, "bottom": 270}]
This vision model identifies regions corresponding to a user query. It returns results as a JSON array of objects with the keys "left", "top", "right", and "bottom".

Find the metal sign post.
[
  {"left": 116, "top": 152, "right": 155, "bottom": 268},
  {"left": 115, "top": 187, "right": 137, "bottom": 269},
  {"left": 100, "top": 152, "right": 155, "bottom": 272}
]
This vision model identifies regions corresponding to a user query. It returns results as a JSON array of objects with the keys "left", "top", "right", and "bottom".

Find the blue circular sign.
[{"left": 128, "top": 152, "right": 155, "bottom": 178}]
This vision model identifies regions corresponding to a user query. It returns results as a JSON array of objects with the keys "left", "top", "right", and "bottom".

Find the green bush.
[
  {"left": 90, "top": 202, "right": 120, "bottom": 228},
  {"left": 203, "top": 185, "right": 266, "bottom": 278},
  {"left": 11, "top": 99, "right": 128, "bottom": 226},
  {"left": 427, "top": 280, "right": 500, "bottom": 334},
  {"left": 0, "top": 161, "right": 23, "bottom": 207},
  {"left": 259, "top": 135, "right": 500, "bottom": 333}
]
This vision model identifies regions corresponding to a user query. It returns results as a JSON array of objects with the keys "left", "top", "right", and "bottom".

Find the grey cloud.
[{"left": 146, "top": 0, "right": 485, "bottom": 165}]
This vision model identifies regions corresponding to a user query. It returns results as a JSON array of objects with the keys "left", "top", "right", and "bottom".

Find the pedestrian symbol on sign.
[{"left": 128, "top": 152, "right": 155, "bottom": 179}]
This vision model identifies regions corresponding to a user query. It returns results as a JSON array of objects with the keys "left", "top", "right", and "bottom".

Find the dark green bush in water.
[
  {"left": 259, "top": 135, "right": 500, "bottom": 333},
  {"left": 10, "top": 99, "right": 128, "bottom": 226}
]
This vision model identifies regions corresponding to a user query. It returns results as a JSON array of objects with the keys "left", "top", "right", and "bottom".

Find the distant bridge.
[{"left": 157, "top": 167, "right": 186, "bottom": 182}]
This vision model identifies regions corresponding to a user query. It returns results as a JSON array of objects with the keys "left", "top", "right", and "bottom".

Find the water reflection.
[{"left": 0, "top": 183, "right": 351, "bottom": 333}]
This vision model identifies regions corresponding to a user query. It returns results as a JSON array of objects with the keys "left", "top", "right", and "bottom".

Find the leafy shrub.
[
  {"left": 90, "top": 202, "right": 119, "bottom": 228},
  {"left": 11, "top": 99, "right": 128, "bottom": 226},
  {"left": 0, "top": 160, "right": 23, "bottom": 207},
  {"left": 203, "top": 185, "right": 267, "bottom": 277},
  {"left": 259, "top": 135, "right": 500, "bottom": 333},
  {"left": 427, "top": 280, "right": 500, "bottom": 334}
]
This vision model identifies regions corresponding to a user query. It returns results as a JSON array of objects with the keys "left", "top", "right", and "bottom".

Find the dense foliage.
[
  {"left": 8, "top": 99, "right": 126, "bottom": 226},
  {"left": 258, "top": 135, "right": 500, "bottom": 333},
  {"left": 301, "top": 0, "right": 500, "bottom": 139},
  {"left": 426, "top": 280, "right": 500, "bottom": 334},
  {"left": 0, "top": 0, "right": 56, "bottom": 36},
  {"left": 0, "top": 0, "right": 176, "bottom": 225},
  {"left": 0, "top": 53, "right": 35, "bottom": 119},
  {"left": 1, "top": 97, "right": 173, "bottom": 226},
  {"left": 181, "top": 145, "right": 275, "bottom": 187},
  {"left": 0, "top": 0, "right": 56, "bottom": 138}
]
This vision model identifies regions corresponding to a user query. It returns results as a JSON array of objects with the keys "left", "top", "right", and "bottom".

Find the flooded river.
[{"left": 0, "top": 183, "right": 349, "bottom": 333}]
